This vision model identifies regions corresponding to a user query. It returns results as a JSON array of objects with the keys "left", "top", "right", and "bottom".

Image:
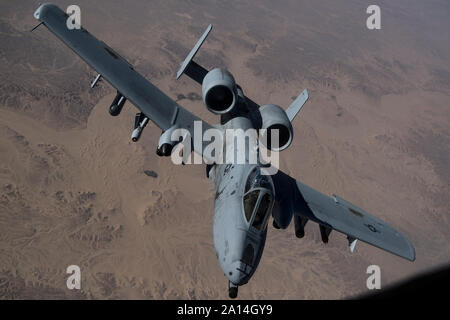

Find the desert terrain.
[{"left": 0, "top": 0, "right": 449, "bottom": 299}]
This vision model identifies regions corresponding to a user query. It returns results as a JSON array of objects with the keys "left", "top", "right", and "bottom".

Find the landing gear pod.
[{"left": 156, "top": 125, "right": 182, "bottom": 157}]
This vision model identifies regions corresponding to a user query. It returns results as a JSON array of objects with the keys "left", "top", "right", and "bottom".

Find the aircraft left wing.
[
  {"left": 33, "top": 4, "right": 217, "bottom": 159},
  {"left": 272, "top": 170, "right": 416, "bottom": 261}
]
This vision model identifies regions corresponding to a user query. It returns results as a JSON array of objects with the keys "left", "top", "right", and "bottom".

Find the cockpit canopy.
[
  {"left": 243, "top": 167, "right": 275, "bottom": 231},
  {"left": 245, "top": 167, "right": 274, "bottom": 193}
]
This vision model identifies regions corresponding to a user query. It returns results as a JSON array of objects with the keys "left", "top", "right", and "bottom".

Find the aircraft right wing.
[
  {"left": 33, "top": 4, "right": 218, "bottom": 161},
  {"left": 272, "top": 170, "right": 416, "bottom": 261}
]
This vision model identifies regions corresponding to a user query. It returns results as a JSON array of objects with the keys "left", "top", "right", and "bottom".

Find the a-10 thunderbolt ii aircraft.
[{"left": 33, "top": 4, "right": 415, "bottom": 298}]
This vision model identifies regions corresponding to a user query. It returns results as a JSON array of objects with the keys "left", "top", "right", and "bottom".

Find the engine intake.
[
  {"left": 259, "top": 104, "right": 293, "bottom": 151},
  {"left": 202, "top": 68, "right": 237, "bottom": 114}
]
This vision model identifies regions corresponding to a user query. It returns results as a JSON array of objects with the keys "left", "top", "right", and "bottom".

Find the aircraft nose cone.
[{"left": 226, "top": 261, "right": 252, "bottom": 286}]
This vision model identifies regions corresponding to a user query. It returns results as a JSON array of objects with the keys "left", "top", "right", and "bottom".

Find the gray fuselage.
[{"left": 208, "top": 115, "right": 275, "bottom": 286}]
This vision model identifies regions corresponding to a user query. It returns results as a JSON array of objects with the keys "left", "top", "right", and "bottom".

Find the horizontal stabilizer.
[
  {"left": 176, "top": 24, "right": 212, "bottom": 84},
  {"left": 286, "top": 89, "right": 309, "bottom": 121}
]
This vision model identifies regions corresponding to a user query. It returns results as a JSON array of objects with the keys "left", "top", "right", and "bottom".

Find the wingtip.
[
  {"left": 407, "top": 242, "right": 416, "bottom": 262},
  {"left": 399, "top": 233, "right": 416, "bottom": 262},
  {"left": 303, "top": 88, "right": 309, "bottom": 100},
  {"left": 400, "top": 230, "right": 416, "bottom": 262}
]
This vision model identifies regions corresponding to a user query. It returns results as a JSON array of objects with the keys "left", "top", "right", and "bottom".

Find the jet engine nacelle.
[
  {"left": 272, "top": 200, "right": 293, "bottom": 229},
  {"left": 202, "top": 68, "right": 238, "bottom": 114},
  {"left": 259, "top": 104, "right": 293, "bottom": 151}
]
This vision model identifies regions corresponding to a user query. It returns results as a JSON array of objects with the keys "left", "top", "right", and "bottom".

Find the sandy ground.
[{"left": 0, "top": 0, "right": 449, "bottom": 299}]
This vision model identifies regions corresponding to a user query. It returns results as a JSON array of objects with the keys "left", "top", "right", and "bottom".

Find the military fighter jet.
[{"left": 33, "top": 4, "right": 415, "bottom": 299}]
